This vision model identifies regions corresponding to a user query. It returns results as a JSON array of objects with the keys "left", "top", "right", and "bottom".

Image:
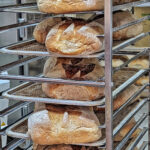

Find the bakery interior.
[{"left": 0, "top": 0, "right": 150, "bottom": 150}]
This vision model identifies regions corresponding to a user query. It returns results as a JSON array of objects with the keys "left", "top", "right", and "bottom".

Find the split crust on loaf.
[{"left": 45, "top": 20, "right": 104, "bottom": 55}]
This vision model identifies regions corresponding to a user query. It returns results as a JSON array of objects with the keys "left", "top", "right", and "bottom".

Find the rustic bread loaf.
[
  {"left": 45, "top": 20, "right": 104, "bottom": 55},
  {"left": 128, "top": 56, "right": 149, "bottom": 69},
  {"left": 28, "top": 105, "right": 101, "bottom": 145},
  {"left": 96, "top": 11, "right": 143, "bottom": 40},
  {"left": 135, "top": 76, "right": 149, "bottom": 86},
  {"left": 33, "top": 17, "right": 62, "bottom": 44},
  {"left": 36, "top": 0, "right": 138, "bottom": 14},
  {"left": 100, "top": 55, "right": 128, "bottom": 67},
  {"left": 95, "top": 84, "right": 139, "bottom": 111},
  {"left": 42, "top": 57, "right": 104, "bottom": 101}
]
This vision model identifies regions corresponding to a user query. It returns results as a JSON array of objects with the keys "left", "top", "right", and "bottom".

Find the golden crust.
[
  {"left": 33, "top": 17, "right": 62, "bottom": 44},
  {"left": 135, "top": 76, "right": 149, "bottom": 86},
  {"left": 45, "top": 20, "right": 104, "bottom": 55},
  {"left": 28, "top": 106, "right": 101, "bottom": 145},
  {"left": 37, "top": 0, "right": 138, "bottom": 14},
  {"left": 128, "top": 59, "right": 149, "bottom": 69}
]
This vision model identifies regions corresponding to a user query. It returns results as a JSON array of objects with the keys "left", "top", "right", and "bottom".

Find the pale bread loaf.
[
  {"left": 37, "top": 0, "right": 138, "bottom": 14},
  {"left": 28, "top": 105, "right": 101, "bottom": 145}
]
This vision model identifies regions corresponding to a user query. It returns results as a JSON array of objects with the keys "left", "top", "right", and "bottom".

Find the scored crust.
[
  {"left": 28, "top": 105, "right": 101, "bottom": 145},
  {"left": 45, "top": 20, "right": 104, "bottom": 55},
  {"left": 42, "top": 57, "right": 104, "bottom": 101},
  {"left": 33, "top": 17, "right": 62, "bottom": 44}
]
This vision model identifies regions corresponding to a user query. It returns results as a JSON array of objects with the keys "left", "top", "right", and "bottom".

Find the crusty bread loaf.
[
  {"left": 95, "top": 85, "right": 139, "bottom": 111},
  {"left": 96, "top": 11, "right": 143, "bottom": 40},
  {"left": 135, "top": 76, "right": 149, "bottom": 86},
  {"left": 37, "top": 0, "right": 138, "bottom": 14},
  {"left": 28, "top": 105, "right": 101, "bottom": 145},
  {"left": 33, "top": 17, "right": 62, "bottom": 44},
  {"left": 114, "top": 118, "right": 141, "bottom": 141},
  {"left": 42, "top": 57, "right": 104, "bottom": 101},
  {"left": 45, "top": 20, "right": 104, "bottom": 55},
  {"left": 128, "top": 56, "right": 149, "bottom": 69},
  {"left": 37, "top": 0, "right": 104, "bottom": 14},
  {"left": 100, "top": 55, "right": 128, "bottom": 67}
]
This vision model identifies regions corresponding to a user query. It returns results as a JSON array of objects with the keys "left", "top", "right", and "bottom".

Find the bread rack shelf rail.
[{"left": 0, "top": 0, "right": 149, "bottom": 149}]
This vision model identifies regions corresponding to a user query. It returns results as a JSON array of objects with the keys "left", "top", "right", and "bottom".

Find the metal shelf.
[{"left": 0, "top": 0, "right": 149, "bottom": 149}]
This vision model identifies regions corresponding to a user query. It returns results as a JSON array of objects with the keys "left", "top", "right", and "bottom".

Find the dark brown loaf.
[
  {"left": 33, "top": 17, "right": 62, "bottom": 44},
  {"left": 42, "top": 57, "right": 105, "bottom": 101},
  {"left": 28, "top": 105, "right": 101, "bottom": 145},
  {"left": 96, "top": 11, "right": 143, "bottom": 40},
  {"left": 45, "top": 20, "right": 104, "bottom": 55}
]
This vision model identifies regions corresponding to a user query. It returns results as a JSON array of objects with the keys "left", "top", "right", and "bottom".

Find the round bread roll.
[
  {"left": 28, "top": 105, "right": 101, "bottom": 145},
  {"left": 128, "top": 56, "right": 149, "bottom": 69},
  {"left": 42, "top": 57, "right": 104, "bottom": 101},
  {"left": 45, "top": 20, "right": 104, "bottom": 55},
  {"left": 33, "top": 17, "right": 62, "bottom": 44},
  {"left": 96, "top": 11, "right": 143, "bottom": 40},
  {"left": 135, "top": 76, "right": 149, "bottom": 86}
]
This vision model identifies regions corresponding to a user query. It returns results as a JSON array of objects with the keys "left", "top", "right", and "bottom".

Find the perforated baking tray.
[{"left": 6, "top": 100, "right": 142, "bottom": 147}]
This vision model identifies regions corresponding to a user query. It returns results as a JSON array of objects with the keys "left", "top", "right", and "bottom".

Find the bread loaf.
[
  {"left": 33, "top": 17, "right": 62, "bottom": 44},
  {"left": 136, "top": 75, "right": 149, "bottom": 86},
  {"left": 37, "top": 0, "right": 138, "bottom": 14},
  {"left": 100, "top": 55, "right": 128, "bottom": 67},
  {"left": 45, "top": 20, "right": 104, "bottom": 55},
  {"left": 95, "top": 85, "right": 139, "bottom": 111},
  {"left": 28, "top": 105, "right": 101, "bottom": 145},
  {"left": 96, "top": 11, "right": 143, "bottom": 40},
  {"left": 128, "top": 56, "right": 149, "bottom": 69},
  {"left": 42, "top": 57, "right": 104, "bottom": 101},
  {"left": 114, "top": 118, "right": 141, "bottom": 141}
]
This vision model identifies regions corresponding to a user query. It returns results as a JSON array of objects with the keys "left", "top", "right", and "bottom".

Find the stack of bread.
[{"left": 29, "top": 7, "right": 143, "bottom": 149}]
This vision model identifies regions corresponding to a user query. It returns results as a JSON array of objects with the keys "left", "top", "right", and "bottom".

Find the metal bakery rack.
[{"left": 0, "top": 0, "right": 149, "bottom": 149}]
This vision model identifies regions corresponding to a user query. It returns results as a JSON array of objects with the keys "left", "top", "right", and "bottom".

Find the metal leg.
[
  {"left": 148, "top": 50, "right": 150, "bottom": 149},
  {"left": 104, "top": 0, "right": 113, "bottom": 149}
]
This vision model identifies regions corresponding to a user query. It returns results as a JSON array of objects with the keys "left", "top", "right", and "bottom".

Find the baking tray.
[
  {"left": 6, "top": 99, "right": 142, "bottom": 147},
  {"left": 0, "top": 39, "right": 105, "bottom": 58},
  {"left": 1, "top": 32, "right": 149, "bottom": 58},
  {"left": 2, "top": 69, "right": 139, "bottom": 106}
]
